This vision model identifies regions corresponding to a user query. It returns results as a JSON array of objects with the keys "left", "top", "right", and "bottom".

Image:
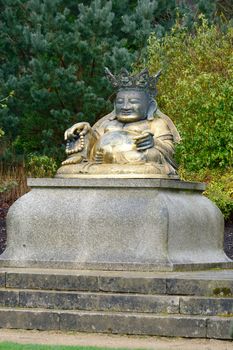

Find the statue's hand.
[
  {"left": 94, "top": 149, "right": 104, "bottom": 164},
  {"left": 133, "top": 131, "right": 154, "bottom": 151},
  {"left": 64, "top": 122, "right": 91, "bottom": 141},
  {"left": 62, "top": 154, "right": 83, "bottom": 165}
]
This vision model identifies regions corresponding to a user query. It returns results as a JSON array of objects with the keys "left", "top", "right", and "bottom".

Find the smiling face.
[{"left": 115, "top": 89, "right": 150, "bottom": 123}]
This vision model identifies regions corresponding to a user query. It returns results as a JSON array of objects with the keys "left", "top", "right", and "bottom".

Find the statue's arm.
[
  {"left": 145, "top": 118, "right": 176, "bottom": 164},
  {"left": 62, "top": 112, "right": 115, "bottom": 165},
  {"left": 92, "top": 111, "right": 115, "bottom": 137},
  {"left": 62, "top": 121, "right": 97, "bottom": 165}
]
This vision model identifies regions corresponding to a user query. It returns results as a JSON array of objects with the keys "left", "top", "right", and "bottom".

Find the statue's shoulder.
[
  {"left": 92, "top": 111, "right": 115, "bottom": 131},
  {"left": 151, "top": 115, "right": 168, "bottom": 127},
  {"left": 150, "top": 116, "right": 170, "bottom": 137}
]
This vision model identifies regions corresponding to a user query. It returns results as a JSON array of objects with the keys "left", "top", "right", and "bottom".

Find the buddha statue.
[{"left": 56, "top": 68, "right": 181, "bottom": 178}]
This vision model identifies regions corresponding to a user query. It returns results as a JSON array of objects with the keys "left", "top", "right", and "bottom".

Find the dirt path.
[{"left": 0, "top": 329, "right": 232, "bottom": 350}]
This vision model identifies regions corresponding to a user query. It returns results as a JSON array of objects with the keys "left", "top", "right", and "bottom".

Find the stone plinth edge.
[
  {"left": 27, "top": 178, "right": 206, "bottom": 191},
  {"left": 0, "top": 259, "right": 233, "bottom": 271}
]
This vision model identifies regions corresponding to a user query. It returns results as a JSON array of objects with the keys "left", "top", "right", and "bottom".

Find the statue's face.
[{"left": 115, "top": 90, "right": 149, "bottom": 123}]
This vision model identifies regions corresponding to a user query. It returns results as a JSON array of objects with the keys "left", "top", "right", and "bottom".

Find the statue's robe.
[{"left": 87, "top": 109, "right": 180, "bottom": 175}]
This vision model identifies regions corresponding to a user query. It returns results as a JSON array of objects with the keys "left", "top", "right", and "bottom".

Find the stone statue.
[
  {"left": 57, "top": 68, "right": 181, "bottom": 178},
  {"left": 2, "top": 70, "right": 232, "bottom": 275}
]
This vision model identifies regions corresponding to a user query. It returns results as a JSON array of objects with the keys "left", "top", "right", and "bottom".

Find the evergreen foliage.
[
  {"left": 0, "top": 0, "right": 176, "bottom": 159},
  {"left": 0, "top": 0, "right": 227, "bottom": 159}
]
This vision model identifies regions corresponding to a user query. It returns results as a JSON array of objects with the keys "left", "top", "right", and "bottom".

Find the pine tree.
[{"left": 0, "top": 0, "right": 224, "bottom": 160}]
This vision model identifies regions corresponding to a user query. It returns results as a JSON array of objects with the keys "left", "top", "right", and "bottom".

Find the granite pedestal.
[{"left": 0, "top": 178, "right": 231, "bottom": 271}]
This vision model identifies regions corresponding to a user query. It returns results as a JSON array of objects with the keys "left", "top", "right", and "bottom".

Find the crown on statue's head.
[{"left": 104, "top": 67, "right": 161, "bottom": 97}]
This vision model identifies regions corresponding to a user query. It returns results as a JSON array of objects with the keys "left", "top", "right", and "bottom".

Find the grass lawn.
[{"left": 0, "top": 344, "right": 137, "bottom": 350}]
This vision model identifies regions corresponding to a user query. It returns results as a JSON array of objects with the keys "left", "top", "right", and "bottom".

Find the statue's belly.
[
  {"left": 96, "top": 131, "right": 145, "bottom": 163},
  {"left": 98, "top": 131, "right": 136, "bottom": 153}
]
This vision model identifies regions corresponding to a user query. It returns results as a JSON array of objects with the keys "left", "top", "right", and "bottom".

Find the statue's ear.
[
  {"left": 147, "top": 100, "right": 157, "bottom": 121},
  {"left": 109, "top": 105, "right": 117, "bottom": 120}
]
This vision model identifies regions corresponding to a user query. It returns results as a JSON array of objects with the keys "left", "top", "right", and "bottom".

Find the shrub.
[
  {"left": 26, "top": 154, "right": 58, "bottom": 178},
  {"left": 147, "top": 17, "right": 233, "bottom": 218},
  {"left": 0, "top": 180, "right": 18, "bottom": 193},
  {"left": 0, "top": 162, "right": 28, "bottom": 204},
  {"left": 179, "top": 167, "right": 233, "bottom": 219},
  {"left": 148, "top": 16, "right": 233, "bottom": 172}
]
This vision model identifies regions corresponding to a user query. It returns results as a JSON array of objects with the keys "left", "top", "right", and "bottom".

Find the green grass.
[{"left": 0, "top": 343, "right": 139, "bottom": 350}]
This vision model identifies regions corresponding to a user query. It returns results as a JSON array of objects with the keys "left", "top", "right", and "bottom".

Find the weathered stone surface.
[
  {"left": 0, "top": 272, "right": 5, "bottom": 287},
  {"left": 6, "top": 270, "right": 166, "bottom": 294},
  {"left": 27, "top": 177, "right": 206, "bottom": 191},
  {"left": 0, "top": 268, "right": 232, "bottom": 339},
  {"left": 97, "top": 294, "right": 179, "bottom": 314},
  {"left": 60, "top": 311, "right": 207, "bottom": 337},
  {"left": 0, "top": 306, "right": 232, "bottom": 339},
  {"left": 0, "top": 178, "right": 231, "bottom": 271},
  {"left": 0, "top": 308, "right": 59, "bottom": 330},
  {"left": 3, "top": 268, "right": 233, "bottom": 294},
  {"left": 0, "top": 185, "right": 172, "bottom": 269},
  {"left": 98, "top": 276, "right": 166, "bottom": 294},
  {"left": 6, "top": 272, "right": 98, "bottom": 291},
  {"left": 19, "top": 291, "right": 97, "bottom": 311},
  {"left": 19, "top": 290, "right": 179, "bottom": 314},
  {"left": 180, "top": 297, "right": 233, "bottom": 316},
  {"left": 0, "top": 290, "right": 19, "bottom": 307},
  {"left": 207, "top": 317, "right": 233, "bottom": 339},
  {"left": 167, "top": 278, "right": 233, "bottom": 296}
]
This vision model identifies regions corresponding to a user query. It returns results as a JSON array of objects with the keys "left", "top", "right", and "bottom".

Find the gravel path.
[{"left": 0, "top": 329, "right": 233, "bottom": 350}]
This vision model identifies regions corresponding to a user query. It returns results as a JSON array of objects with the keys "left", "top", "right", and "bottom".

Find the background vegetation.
[
  {"left": 147, "top": 16, "right": 233, "bottom": 218},
  {"left": 0, "top": 0, "right": 232, "bottom": 219}
]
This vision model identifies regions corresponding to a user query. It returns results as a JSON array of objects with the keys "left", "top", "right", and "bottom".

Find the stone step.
[
  {"left": 0, "top": 307, "right": 232, "bottom": 339},
  {"left": 0, "top": 288, "right": 179, "bottom": 314},
  {"left": 1, "top": 268, "right": 233, "bottom": 296},
  {"left": 180, "top": 296, "right": 233, "bottom": 316},
  {"left": 0, "top": 288, "right": 232, "bottom": 316}
]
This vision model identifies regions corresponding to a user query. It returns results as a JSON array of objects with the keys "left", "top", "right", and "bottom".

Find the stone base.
[{"left": 0, "top": 178, "right": 231, "bottom": 271}]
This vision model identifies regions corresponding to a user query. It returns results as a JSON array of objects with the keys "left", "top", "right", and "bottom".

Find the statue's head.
[
  {"left": 105, "top": 67, "right": 161, "bottom": 123},
  {"left": 115, "top": 89, "right": 150, "bottom": 123}
]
